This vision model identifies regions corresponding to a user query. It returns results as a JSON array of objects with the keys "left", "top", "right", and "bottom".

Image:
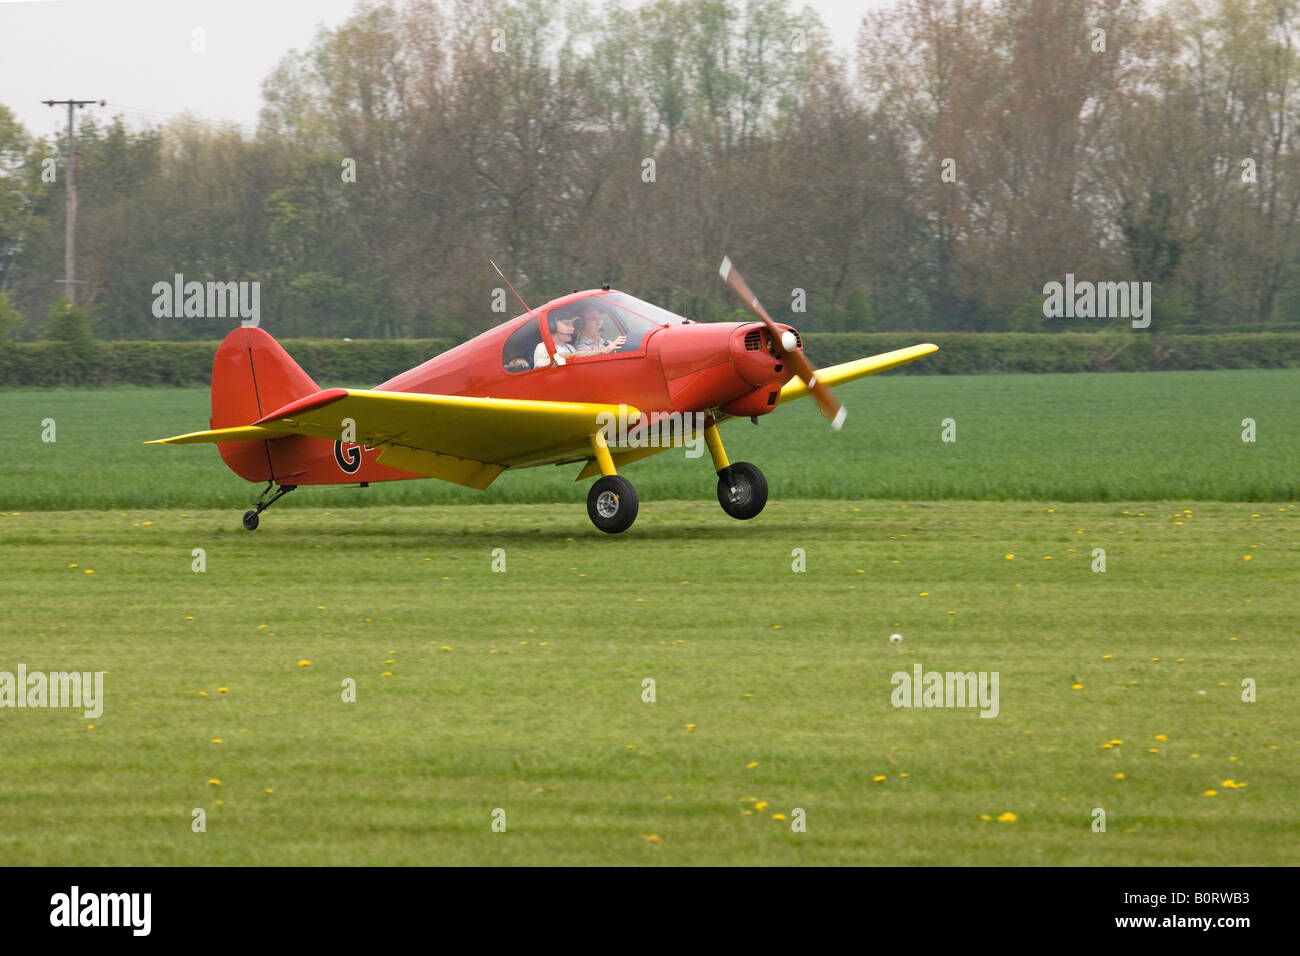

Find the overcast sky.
[{"left": 0, "top": 0, "right": 890, "bottom": 139}]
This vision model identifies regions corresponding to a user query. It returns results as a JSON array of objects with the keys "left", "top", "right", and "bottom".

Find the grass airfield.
[{"left": 1, "top": 499, "right": 1295, "bottom": 865}]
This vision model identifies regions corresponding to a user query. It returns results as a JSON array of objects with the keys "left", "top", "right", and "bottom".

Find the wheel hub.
[{"left": 595, "top": 490, "right": 620, "bottom": 518}]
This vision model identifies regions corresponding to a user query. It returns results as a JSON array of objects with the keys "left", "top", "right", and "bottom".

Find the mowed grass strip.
[
  {"left": 2, "top": 368, "right": 1298, "bottom": 510},
  {"left": 0, "top": 500, "right": 1295, "bottom": 865}
]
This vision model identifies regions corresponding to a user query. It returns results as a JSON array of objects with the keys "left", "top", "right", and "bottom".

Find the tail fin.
[{"left": 211, "top": 327, "right": 319, "bottom": 481}]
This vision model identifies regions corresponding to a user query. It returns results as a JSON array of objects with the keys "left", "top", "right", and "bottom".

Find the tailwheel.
[
  {"left": 241, "top": 481, "right": 296, "bottom": 531},
  {"left": 716, "top": 461, "right": 767, "bottom": 520},
  {"left": 587, "top": 475, "right": 639, "bottom": 534}
]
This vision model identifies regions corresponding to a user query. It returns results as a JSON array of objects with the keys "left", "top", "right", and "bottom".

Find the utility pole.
[{"left": 43, "top": 98, "right": 103, "bottom": 305}]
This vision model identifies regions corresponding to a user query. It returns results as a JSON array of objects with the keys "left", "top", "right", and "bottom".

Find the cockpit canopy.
[{"left": 502, "top": 291, "right": 689, "bottom": 372}]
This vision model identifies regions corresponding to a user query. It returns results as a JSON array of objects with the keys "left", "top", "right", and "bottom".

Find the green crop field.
[
  {"left": 2, "top": 368, "right": 1297, "bottom": 512},
  {"left": 0, "top": 369, "right": 1297, "bottom": 865}
]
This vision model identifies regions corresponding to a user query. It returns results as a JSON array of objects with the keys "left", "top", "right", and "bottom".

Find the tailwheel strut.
[{"left": 242, "top": 481, "right": 297, "bottom": 531}]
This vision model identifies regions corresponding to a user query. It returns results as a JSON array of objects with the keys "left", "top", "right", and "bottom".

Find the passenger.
[
  {"left": 534, "top": 314, "right": 578, "bottom": 368},
  {"left": 570, "top": 303, "right": 627, "bottom": 356}
]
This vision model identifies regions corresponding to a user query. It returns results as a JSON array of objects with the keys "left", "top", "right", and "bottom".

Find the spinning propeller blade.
[{"left": 718, "top": 256, "right": 845, "bottom": 429}]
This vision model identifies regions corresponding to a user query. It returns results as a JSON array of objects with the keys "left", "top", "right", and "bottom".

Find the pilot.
[
  {"left": 534, "top": 314, "right": 578, "bottom": 368},
  {"left": 571, "top": 303, "right": 627, "bottom": 355}
]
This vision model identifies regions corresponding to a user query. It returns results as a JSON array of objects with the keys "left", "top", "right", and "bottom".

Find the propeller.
[{"left": 718, "top": 256, "right": 846, "bottom": 430}]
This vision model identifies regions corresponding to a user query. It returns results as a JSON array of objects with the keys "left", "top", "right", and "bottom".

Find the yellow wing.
[
  {"left": 151, "top": 388, "right": 641, "bottom": 487},
  {"left": 775, "top": 343, "right": 938, "bottom": 405}
]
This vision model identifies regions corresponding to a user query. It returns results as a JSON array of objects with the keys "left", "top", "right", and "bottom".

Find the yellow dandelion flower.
[
  {"left": 685, "top": 723, "right": 695, "bottom": 731},
  {"left": 1044, "top": 556, "right": 1052, "bottom": 560},
  {"left": 1115, "top": 773, "right": 1125, "bottom": 779},
  {"left": 211, "top": 738, "right": 222, "bottom": 744},
  {"left": 208, "top": 778, "right": 221, "bottom": 786},
  {"left": 1190, "top": 753, "right": 1199, "bottom": 759},
  {"left": 1149, "top": 748, "right": 1159, "bottom": 753},
  {"left": 997, "top": 812, "right": 1017, "bottom": 822},
  {"left": 86, "top": 724, "right": 94, "bottom": 730},
  {"left": 1072, "top": 683, "right": 1083, "bottom": 690},
  {"left": 68, "top": 563, "right": 77, "bottom": 568},
  {"left": 539, "top": 642, "right": 547, "bottom": 647},
  {"left": 385, "top": 658, "right": 395, "bottom": 663},
  {"left": 1102, "top": 743, "right": 1113, "bottom": 750},
  {"left": 198, "top": 691, "right": 207, "bottom": 697},
  {"left": 1243, "top": 555, "right": 1252, "bottom": 561},
  {"left": 1103, "top": 654, "right": 1112, "bottom": 660},
  {"left": 317, "top": 605, "right": 325, "bottom": 610},
  {"left": 1204, "top": 790, "right": 1217, "bottom": 797},
  {"left": 84, "top": 569, "right": 94, "bottom": 574},
  {"left": 258, "top": 624, "right": 267, "bottom": 630},
  {"left": 919, "top": 591, "right": 928, "bottom": 596},
  {"left": 873, "top": 775, "right": 886, "bottom": 782},
  {"left": 1155, "top": 734, "right": 1167, "bottom": 741},
  {"left": 217, "top": 686, "right": 227, "bottom": 693},
  {"left": 643, "top": 834, "right": 661, "bottom": 844},
  {"left": 635, "top": 598, "right": 645, "bottom": 603},
  {"left": 441, "top": 645, "right": 451, "bottom": 651},
  {"left": 899, "top": 772, "right": 910, "bottom": 778},
  {"left": 381, "top": 671, "right": 391, "bottom": 676},
  {"left": 1110, "top": 739, "right": 1122, "bottom": 745},
  {"left": 979, "top": 813, "right": 992, "bottom": 821},
  {"left": 755, "top": 801, "right": 768, "bottom": 811},
  {"left": 773, "top": 813, "right": 787, "bottom": 820},
  {"left": 265, "top": 788, "right": 273, "bottom": 794},
  {"left": 746, "top": 762, "right": 758, "bottom": 769},
  {"left": 297, "top": 660, "right": 310, "bottom": 667},
  {"left": 1005, "top": 553, "right": 1014, "bottom": 560},
  {"left": 1229, "top": 755, "right": 1237, "bottom": 761},
  {"left": 1152, "top": 657, "right": 1160, "bottom": 661}
]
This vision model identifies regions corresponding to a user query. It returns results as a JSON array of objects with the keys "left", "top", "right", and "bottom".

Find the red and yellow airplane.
[{"left": 151, "top": 259, "right": 937, "bottom": 533}]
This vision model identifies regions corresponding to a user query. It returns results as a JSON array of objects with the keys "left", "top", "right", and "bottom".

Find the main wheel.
[
  {"left": 716, "top": 461, "right": 768, "bottom": 520},
  {"left": 586, "top": 475, "right": 639, "bottom": 534},
  {"left": 242, "top": 510, "right": 260, "bottom": 531}
]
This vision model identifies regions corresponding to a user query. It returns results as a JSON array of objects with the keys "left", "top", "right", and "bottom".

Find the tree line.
[{"left": 1, "top": 0, "right": 1298, "bottom": 343}]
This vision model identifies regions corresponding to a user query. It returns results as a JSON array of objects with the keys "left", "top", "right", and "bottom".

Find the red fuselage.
[{"left": 377, "top": 289, "right": 797, "bottom": 420}]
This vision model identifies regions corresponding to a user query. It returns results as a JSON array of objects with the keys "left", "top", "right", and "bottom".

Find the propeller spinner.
[{"left": 718, "top": 256, "right": 846, "bottom": 430}]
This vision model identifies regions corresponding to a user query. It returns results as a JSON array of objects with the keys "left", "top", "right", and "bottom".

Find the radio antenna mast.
[{"left": 490, "top": 260, "right": 534, "bottom": 315}]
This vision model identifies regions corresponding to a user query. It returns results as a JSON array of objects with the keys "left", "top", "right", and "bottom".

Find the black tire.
[
  {"left": 242, "top": 510, "right": 260, "bottom": 532},
  {"left": 716, "top": 461, "right": 767, "bottom": 520},
  {"left": 586, "top": 475, "right": 639, "bottom": 534}
]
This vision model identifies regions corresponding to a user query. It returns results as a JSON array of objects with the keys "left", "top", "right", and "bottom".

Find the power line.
[{"left": 42, "top": 98, "right": 103, "bottom": 306}]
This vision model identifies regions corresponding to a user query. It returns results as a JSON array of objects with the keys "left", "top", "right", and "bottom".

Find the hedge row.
[
  {"left": 2, "top": 332, "right": 1298, "bottom": 387},
  {"left": 801, "top": 332, "right": 1300, "bottom": 374},
  {"left": 0, "top": 338, "right": 456, "bottom": 387}
]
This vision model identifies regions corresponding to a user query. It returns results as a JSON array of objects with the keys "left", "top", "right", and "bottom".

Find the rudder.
[{"left": 211, "top": 327, "right": 319, "bottom": 481}]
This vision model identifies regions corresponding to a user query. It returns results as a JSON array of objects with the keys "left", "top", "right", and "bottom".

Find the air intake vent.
[{"left": 744, "top": 329, "right": 764, "bottom": 351}]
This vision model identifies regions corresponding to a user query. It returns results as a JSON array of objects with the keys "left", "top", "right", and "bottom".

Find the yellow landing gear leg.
[
  {"left": 586, "top": 431, "right": 638, "bottom": 533},
  {"left": 706, "top": 421, "right": 768, "bottom": 520}
]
